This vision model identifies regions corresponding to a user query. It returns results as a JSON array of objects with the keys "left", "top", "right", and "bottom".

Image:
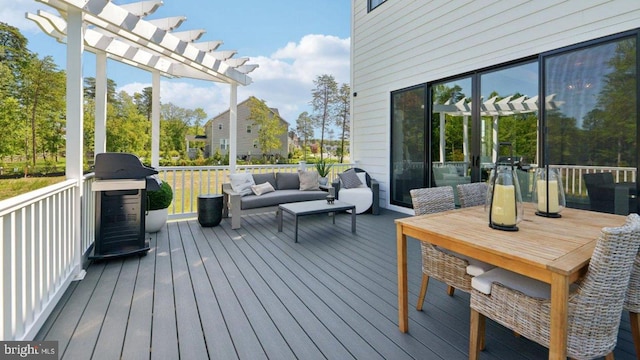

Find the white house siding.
[{"left": 351, "top": 0, "right": 640, "bottom": 213}]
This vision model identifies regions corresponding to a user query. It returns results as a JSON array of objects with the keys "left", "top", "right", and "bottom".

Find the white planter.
[{"left": 145, "top": 208, "right": 168, "bottom": 233}]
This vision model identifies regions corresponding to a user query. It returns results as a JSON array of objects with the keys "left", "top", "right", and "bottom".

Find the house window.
[
  {"left": 368, "top": 0, "right": 386, "bottom": 12},
  {"left": 220, "top": 139, "right": 228, "bottom": 150},
  {"left": 218, "top": 123, "right": 223, "bottom": 130},
  {"left": 247, "top": 125, "right": 251, "bottom": 133}
]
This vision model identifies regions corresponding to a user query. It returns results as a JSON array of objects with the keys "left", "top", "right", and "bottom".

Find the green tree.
[
  {"left": 83, "top": 77, "right": 118, "bottom": 103},
  {"left": 311, "top": 74, "right": 338, "bottom": 161},
  {"left": 335, "top": 83, "right": 351, "bottom": 162},
  {"left": 160, "top": 102, "right": 190, "bottom": 156},
  {"left": 133, "top": 86, "right": 153, "bottom": 120},
  {"left": 248, "top": 97, "right": 286, "bottom": 162},
  {"left": 20, "top": 55, "right": 65, "bottom": 165},
  {"left": 106, "top": 91, "right": 149, "bottom": 154},
  {"left": 187, "top": 107, "right": 207, "bottom": 135},
  {"left": 295, "top": 111, "right": 314, "bottom": 160}
]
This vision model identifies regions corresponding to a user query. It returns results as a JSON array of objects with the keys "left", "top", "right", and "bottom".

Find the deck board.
[{"left": 35, "top": 209, "right": 638, "bottom": 359}]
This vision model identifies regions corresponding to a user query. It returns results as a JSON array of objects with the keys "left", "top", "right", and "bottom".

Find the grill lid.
[{"left": 95, "top": 153, "right": 158, "bottom": 180}]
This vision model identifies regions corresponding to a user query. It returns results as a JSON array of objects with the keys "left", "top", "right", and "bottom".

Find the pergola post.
[
  {"left": 94, "top": 51, "right": 107, "bottom": 155},
  {"left": 229, "top": 82, "right": 238, "bottom": 173},
  {"left": 65, "top": 8, "right": 84, "bottom": 277},
  {"left": 151, "top": 71, "right": 161, "bottom": 167}
]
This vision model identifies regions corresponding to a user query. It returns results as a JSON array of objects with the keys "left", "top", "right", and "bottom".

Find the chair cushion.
[
  {"left": 339, "top": 169, "right": 363, "bottom": 189},
  {"left": 298, "top": 170, "right": 320, "bottom": 191},
  {"left": 466, "top": 259, "right": 495, "bottom": 277},
  {"left": 471, "top": 267, "right": 551, "bottom": 299},
  {"left": 339, "top": 187, "right": 372, "bottom": 214},
  {"left": 276, "top": 172, "right": 300, "bottom": 190},
  {"left": 251, "top": 182, "right": 275, "bottom": 196},
  {"left": 229, "top": 172, "right": 255, "bottom": 196},
  {"left": 438, "top": 248, "right": 494, "bottom": 276}
]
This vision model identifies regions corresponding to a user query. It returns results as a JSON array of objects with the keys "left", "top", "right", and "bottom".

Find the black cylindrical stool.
[{"left": 198, "top": 194, "right": 223, "bottom": 227}]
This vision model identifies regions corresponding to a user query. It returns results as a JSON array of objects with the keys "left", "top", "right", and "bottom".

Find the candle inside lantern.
[
  {"left": 536, "top": 179, "right": 560, "bottom": 213},
  {"left": 491, "top": 184, "right": 516, "bottom": 226}
]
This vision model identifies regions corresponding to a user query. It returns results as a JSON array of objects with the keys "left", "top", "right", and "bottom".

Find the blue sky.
[{"left": 0, "top": 0, "right": 351, "bottom": 127}]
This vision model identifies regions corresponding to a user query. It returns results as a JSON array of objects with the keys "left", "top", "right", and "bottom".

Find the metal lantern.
[
  {"left": 485, "top": 142, "right": 524, "bottom": 231},
  {"left": 532, "top": 167, "right": 565, "bottom": 218}
]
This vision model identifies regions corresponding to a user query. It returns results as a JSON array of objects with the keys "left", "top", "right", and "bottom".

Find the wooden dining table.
[{"left": 395, "top": 204, "right": 626, "bottom": 360}]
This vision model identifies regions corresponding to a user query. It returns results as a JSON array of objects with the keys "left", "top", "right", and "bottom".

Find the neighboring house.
[
  {"left": 351, "top": 0, "right": 640, "bottom": 213},
  {"left": 202, "top": 97, "right": 290, "bottom": 160}
]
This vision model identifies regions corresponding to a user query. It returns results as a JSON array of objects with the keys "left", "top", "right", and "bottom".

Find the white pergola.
[{"left": 27, "top": 0, "right": 258, "bottom": 177}]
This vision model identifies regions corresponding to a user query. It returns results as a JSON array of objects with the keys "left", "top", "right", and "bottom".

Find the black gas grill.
[{"left": 91, "top": 153, "right": 160, "bottom": 260}]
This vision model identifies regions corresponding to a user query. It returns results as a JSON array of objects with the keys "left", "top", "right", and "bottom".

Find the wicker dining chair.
[
  {"left": 410, "top": 187, "right": 471, "bottom": 310},
  {"left": 623, "top": 255, "right": 640, "bottom": 359},
  {"left": 469, "top": 213, "right": 640, "bottom": 360},
  {"left": 457, "top": 182, "right": 488, "bottom": 208}
]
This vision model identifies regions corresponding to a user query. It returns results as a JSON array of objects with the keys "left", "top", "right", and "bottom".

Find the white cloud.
[
  {"left": 0, "top": 0, "right": 43, "bottom": 33},
  {"left": 118, "top": 34, "right": 350, "bottom": 126}
]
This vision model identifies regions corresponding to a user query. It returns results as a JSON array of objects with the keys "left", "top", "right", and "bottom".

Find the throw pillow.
[
  {"left": 251, "top": 182, "right": 275, "bottom": 196},
  {"left": 229, "top": 172, "right": 255, "bottom": 196},
  {"left": 339, "top": 169, "right": 363, "bottom": 189},
  {"left": 298, "top": 170, "right": 320, "bottom": 191},
  {"left": 276, "top": 172, "right": 300, "bottom": 190}
]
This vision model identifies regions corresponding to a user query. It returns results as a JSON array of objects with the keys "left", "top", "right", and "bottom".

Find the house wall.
[
  {"left": 351, "top": 0, "right": 640, "bottom": 213},
  {"left": 204, "top": 98, "right": 290, "bottom": 159}
]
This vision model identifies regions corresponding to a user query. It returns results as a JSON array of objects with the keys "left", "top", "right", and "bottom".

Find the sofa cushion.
[
  {"left": 252, "top": 173, "right": 277, "bottom": 189},
  {"left": 298, "top": 170, "right": 320, "bottom": 191},
  {"left": 241, "top": 190, "right": 327, "bottom": 210},
  {"left": 276, "top": 172, "right": 300, "bottom": 190},
  {"left": 229, "top": 172, "right": 255, "bottom": 196}
]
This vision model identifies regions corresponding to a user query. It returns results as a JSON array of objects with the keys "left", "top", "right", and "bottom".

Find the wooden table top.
[{"left": 395, "top": 204, "right": 626, "bottom": 282}]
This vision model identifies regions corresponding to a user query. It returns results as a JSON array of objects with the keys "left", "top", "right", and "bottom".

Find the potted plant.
[
  {"left": 315, "top": 160, "right": 332, "bottom": 186},
  {"left": 145, "top": 180, "right": 173, "bottom": 233}
]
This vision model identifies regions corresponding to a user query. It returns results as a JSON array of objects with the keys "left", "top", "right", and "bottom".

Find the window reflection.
[{"left": 545, "top": 36, "right": 637, "bottom": 214}]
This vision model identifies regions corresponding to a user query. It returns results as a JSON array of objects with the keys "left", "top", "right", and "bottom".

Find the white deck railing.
[{"left": 0, "top": 179, "right": 82, "bottom": 341}]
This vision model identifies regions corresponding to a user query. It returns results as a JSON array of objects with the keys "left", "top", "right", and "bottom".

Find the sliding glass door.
[{"left": 390, "top": 86, "right": 426, "bottom": 207}]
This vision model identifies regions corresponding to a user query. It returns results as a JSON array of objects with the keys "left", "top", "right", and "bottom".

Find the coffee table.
[{"left": 277, "top": 200, "right": 356, "bottom": 242}]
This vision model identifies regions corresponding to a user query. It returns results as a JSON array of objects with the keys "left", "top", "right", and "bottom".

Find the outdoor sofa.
[{"left": 222, "top": 172, "right": 329, "bottom": 229}]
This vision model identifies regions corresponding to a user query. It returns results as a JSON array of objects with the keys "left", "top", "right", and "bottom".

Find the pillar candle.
[
  {"left": 491, "top": 184, "right": 516, "bottom": 226},
  {"left": 536, "top": 180, "right": 559, "bottom": 213}
]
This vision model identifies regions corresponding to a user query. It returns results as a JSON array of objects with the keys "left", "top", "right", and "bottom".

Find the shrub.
[{"left": 147, "top": 180, "right": 173, "bottom": 210}]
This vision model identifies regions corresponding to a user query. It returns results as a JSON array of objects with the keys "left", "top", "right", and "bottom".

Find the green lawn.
[{"left": 0, "top": 176, "right": 66, "bottom": 201}]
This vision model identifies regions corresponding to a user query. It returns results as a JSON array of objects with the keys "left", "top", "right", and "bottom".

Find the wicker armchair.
[
  {"left": 623, "top": 254, "right": 640, "bottom": 358},
  {"left": 410, "top": 187, "right": 470, "bottom": 310},
  {"left": 469, "top": 214, "right": 640, "bottom": 360},
  {"left": 456, "top": 182, "right": 488, "bottom": 208}
]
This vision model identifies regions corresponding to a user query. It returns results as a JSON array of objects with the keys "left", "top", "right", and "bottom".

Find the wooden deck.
[{"left": 36, "top": 209, "right": 638, "bottom": 359}]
